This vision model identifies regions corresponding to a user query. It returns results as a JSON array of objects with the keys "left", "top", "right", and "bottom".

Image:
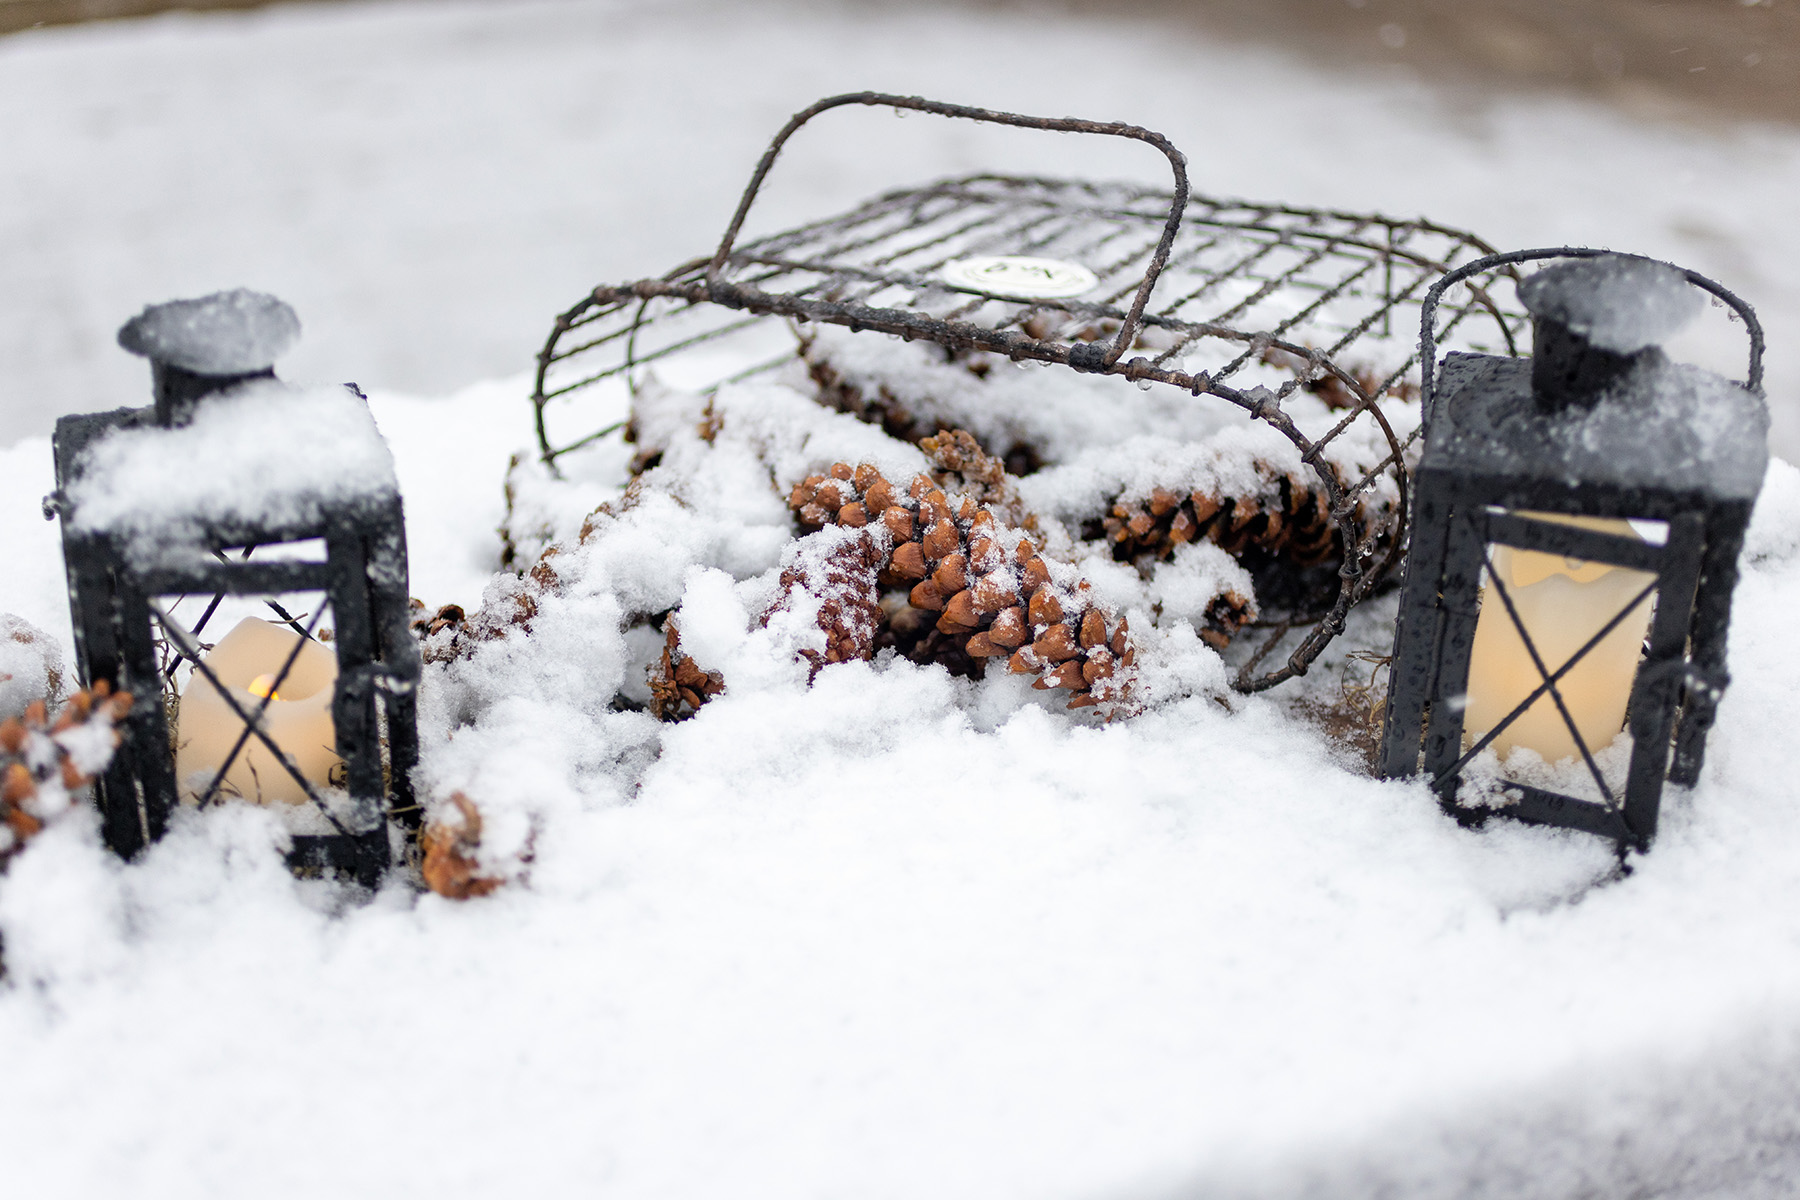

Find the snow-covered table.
[{"left": 5, "top": 3, "right": 1800, "bottom": 1198}]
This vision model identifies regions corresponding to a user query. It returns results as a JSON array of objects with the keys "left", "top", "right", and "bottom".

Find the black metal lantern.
[
  {"left": 1379, "top": 250, "right": 1768, "bottom": 852},
  {"left": 48, "top": 290, "right": 421, "bottom": 885}
]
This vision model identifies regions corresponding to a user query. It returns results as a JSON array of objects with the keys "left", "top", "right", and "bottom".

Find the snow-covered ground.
[{"left": 5, "top": 2, "right": 1800, "bottom": 1197}]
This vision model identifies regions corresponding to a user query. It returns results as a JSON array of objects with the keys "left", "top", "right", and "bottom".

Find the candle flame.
[{"left": 247, "top": 674, "right": 282, "bottom": 702}]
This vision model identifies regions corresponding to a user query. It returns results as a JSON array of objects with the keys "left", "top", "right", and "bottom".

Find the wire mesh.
[{"left": 530, "top": 93, "right": 1534, "bottom": 692}]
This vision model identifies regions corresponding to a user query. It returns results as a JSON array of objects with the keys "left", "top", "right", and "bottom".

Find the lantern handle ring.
[{"left": 1419, "top": 247, "right": 1765, "bottom": 427}]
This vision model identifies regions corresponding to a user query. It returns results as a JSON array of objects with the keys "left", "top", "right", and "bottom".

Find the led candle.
[
  {"left": 175, "top": 616, "right": 340, "bottom": 805},
  {"left": 1462, "top": 514, "right": 1656, "bottom": 765}
]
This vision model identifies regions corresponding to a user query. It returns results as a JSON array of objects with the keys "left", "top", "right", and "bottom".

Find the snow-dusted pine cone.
[
  {"left": 0, "top": 683, "right": 131, "bottom": 866},
  {"left": 800, "top": 335, "right": 1046, "bottom": 476},
  {"left": 410, "top": 599, "right": 471, "bottom": 663},
  {"left": 414, "top": 546, "right": 565, "bottom": 666},
  {"left": 648, "top": 620, "right": 725, "bottom": 721},
  {"left": 647, "top": 528, "right": 886, "bottom": 720},
  {"left": 789, "top": 462, "right": 1135, "bottom": 711},
  {"left": 0, "top": 613, "right": 64, "bottom": 722},
  {"left": 420, "top": 792, "right": 503, "bottom": 900},
  {"left": 1100, "top": 466, "right": 1400, "bottom": 629},
  {"left": 768, "top": 529, "right": 886, "bottom": 680},
  {"left": 801, "top": 334, "right": 974, "bottom": 443}
]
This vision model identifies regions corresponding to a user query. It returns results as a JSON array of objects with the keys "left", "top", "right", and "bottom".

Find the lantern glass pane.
[
  {"left": 1458, "top": 511, "right": 1661, "bottom": 807},
  {"left": 151, "top": 578, "right": 381, "bottom": 839}
]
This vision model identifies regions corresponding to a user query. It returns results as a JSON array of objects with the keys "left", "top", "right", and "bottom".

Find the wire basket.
[{"left": 531, "top": 92, "right": 1531, "bottom": 692}]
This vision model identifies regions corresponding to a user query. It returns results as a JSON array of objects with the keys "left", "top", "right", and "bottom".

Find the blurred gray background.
[
  {"left": 5, "top": 0, "right": 1796, "bottom": 453},
  {"left": 11, "top": 0, "right": 1794, "bottom": 124}
]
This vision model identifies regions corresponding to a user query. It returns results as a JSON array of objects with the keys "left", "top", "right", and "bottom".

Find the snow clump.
[
  {"left": 115, "top": 289, "right": 301, "bottom": 376},
  {"left": 0, "top": 614, "right": 63, "bottom": 721},
  {"left": 1519, "top": 254, "right": 1703, "bottom": 355},
  {"left": 65, "top": 382, "right": 398, "bottom": 566}
]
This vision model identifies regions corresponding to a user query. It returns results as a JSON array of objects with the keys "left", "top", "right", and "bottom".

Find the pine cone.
[
  {"left": 420, "top": 792, "right": 503, "bottom": 900},
  {"left": 472, "top": 473, "right": 677, "bottom": 667},
  {"left": 418, "top": 545, "right": 566, "bottom": 666},
  {"left": 646, "top": 529, "right": 884, "bottom": 721},
  {"left": 1100, "top": 456, "right": 1400, "bottom": 620},
  {"left": 0, "top": 682, "right": 132, "bottom": 867},
  {"left": 409, "top": 600, "right": 467, "bottom": 638},
  {"left": 647, "top": 619, "right": 725, "bottom": 721},
  {"left": 411, "top": 600, "right": 473, "bottom": 664},
  {"left": 767, "top": 529, "right": 886, "bottom": 680},
  {"left": 789, "top": 461, "right": 1136, "bottom": 711},
  {"left": 1103, "top": 472, "right": 1340, "bottom": 567},
  {"left": 919, "top": 429, "right": 1033, "bottom": 532}
]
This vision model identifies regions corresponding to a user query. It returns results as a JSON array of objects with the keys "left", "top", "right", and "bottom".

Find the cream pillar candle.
[
  {"left": 175, "top": 616, "right": 341, "bottom": 805},
  {"left": 1462, "top": 514, "right": 1657, "bottom": 765}
]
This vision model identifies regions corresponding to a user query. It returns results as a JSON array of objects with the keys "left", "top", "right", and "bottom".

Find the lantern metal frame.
[
  {"left": 52, "top": 394, "right": 422, "bottom": 888},
  {"left": 1378, "top": 247, "right": 1766, "bottom": 851}
]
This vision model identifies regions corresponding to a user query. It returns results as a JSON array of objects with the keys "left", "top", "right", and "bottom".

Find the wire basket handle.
[
  {"left": 1419, "top": 246, "right": 1765, "bottom": 425},
  {"left": 709, "top": 91, "right": 1191, "bottom": 371}
]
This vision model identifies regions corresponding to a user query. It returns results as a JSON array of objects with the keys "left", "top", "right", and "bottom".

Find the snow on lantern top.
[
  {"left": 1518, "top": 255, "right": 1702, "bottom": 356},
  {"left": 1426, "top": 338, "right": 1768, "bottom": 500},
  {"left": 65, "top": 381, "right": 399, "bottom": 563},
  {"left": 117, "top": 289, "right": 300, "bottom": 377},
  {"left": 1423, "top": 253, "right": 1768, "bottom": 499}
]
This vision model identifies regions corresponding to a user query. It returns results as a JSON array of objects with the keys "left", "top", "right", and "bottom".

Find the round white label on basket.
[{"left": 940, "top": 255, "right": 1098, "bottom": 299}]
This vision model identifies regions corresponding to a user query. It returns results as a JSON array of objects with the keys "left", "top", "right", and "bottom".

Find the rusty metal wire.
[{"left": 531, "top": 92, "right": 1531, "bottom": 693}]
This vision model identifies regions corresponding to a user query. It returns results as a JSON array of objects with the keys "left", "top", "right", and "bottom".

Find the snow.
[
  {"left": 3, "top": 2, "right": 1800, "bottom": 1199},
  {"left": 1519, "top": 255, "right": 1704, "bottom": 356},
  {"left": 798, "top": 322, "right": 1259, "bottom": 469},
  {"left": 65, "top": 381, "right": 399, "bottom": 564},
  {"left": 1427, "top": 349, "right": 1770, "bottom": 498},
  {"left": 115, "top": 288, "right": 300, "bottom": 376},
  {"left": 1583, "top": 356, "right": 1771, "bottom": 496}
]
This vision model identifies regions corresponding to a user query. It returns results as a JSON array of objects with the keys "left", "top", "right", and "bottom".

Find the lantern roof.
[
  {"left": 63, "top": 381, "right": 399, "bottom": 564},
  {"left": 116, "top": 289, "right": 300, "bottom": 376},
  {"left": 1425, "top": 350, "right": 1768, "bottom": 501}
]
